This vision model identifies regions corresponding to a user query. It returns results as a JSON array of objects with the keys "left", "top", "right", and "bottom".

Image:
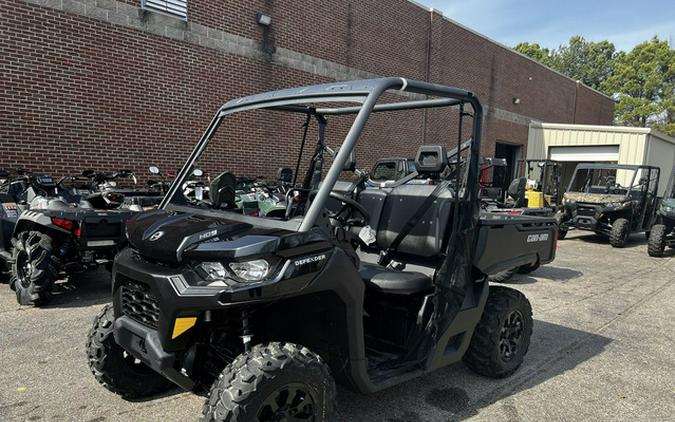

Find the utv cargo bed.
[{"left": 474, "top": 212, "right": 557, "bottom": 275}]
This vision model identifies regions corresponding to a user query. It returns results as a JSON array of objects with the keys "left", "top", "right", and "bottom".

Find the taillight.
[
  {"left": 74, "top": 228, "right": 81, "bottom": 238},
  {"left": 51, "top": 217, "right": 75, "bottom": 231}
]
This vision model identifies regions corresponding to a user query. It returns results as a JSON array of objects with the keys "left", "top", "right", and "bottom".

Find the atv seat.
[{"left": 359, "top": 262, "right": 433, "bottom": 295}]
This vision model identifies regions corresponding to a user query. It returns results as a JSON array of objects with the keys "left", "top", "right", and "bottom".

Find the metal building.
[{"left": 527, "top": 123, "right": 675, "bottom": 196}]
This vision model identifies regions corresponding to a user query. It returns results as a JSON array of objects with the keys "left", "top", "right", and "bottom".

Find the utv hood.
[
  {"left": 126, "top": 210, "right": 281, "bottom": 264},
  {"left": 563, "top": 192, "right": 626, "bottom": 204}
]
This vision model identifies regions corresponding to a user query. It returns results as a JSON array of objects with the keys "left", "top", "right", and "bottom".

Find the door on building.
[
  {"left": 494, "top": 142, "right": 523, "bottom": 194},
  {"left": 549, "top": 145, "right": 620, "bottom": 193}
]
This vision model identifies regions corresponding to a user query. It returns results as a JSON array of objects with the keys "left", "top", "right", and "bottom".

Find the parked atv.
[
  {"left": 648, "top": 166, "right": 675, "bottom": 256},
  {"left": 558, "top": 163, "right": 660, "bottom": 248},
  {"left": 0, "top": 169, "right": 30, "bottom": 282},
  {"left": 85, "top": 78, "right": 557, "bottom": 420},
  {"left": 6, "top": 171, "right": 136, "bottom": 306}
]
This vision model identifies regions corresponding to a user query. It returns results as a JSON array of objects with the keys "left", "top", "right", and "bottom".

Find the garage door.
[{"left": 549, "top": 145, "right": 620, "bottom": 162}]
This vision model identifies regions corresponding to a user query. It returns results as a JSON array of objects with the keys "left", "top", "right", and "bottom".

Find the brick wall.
[{"left": 0, "top": 0, "right": 615, "bottom": 181}]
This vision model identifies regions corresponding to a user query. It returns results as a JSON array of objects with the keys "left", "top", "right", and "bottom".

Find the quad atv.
[
  {"left": 3, "top": 171, "right": 138, "bottom": 305},
  {"left": 85, "top": 78, "right": 557, "bottom": 420},
  {"left": 558, "top": 163, "right": 660, "bottom": 248},
  {"left": 0, "top": 168, "right": 30, "bottom": 282},
  {"left": 648, "top": 166, "right": 675, "bottom": 256}
]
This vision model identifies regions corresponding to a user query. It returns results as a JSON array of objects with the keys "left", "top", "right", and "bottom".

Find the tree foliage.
[
  {"left": 601, "top": 37, "right": 674, "bottom": 135},
  {"left": 514, "top": 36, "right": 675, "bottom": 135}
]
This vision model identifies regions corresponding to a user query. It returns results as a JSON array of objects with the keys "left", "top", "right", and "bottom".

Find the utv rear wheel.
[
  {"left": 202, "top": 342, "right": 336, "bottom": 422},
  {"left": 517, "top": 262, "right": 540, "bottom": 275},
  {"left": 609, "top": 218, "right": 630, "bottom": 248},
  {"left": 648, "top": 225, "right": 666, "bottom": 257},
  {"left": 488, "top": 268, "right": 516, "bottom": 283},
  {"left": 464, "top": 286, "right": 533, "bottom": 378},
  {"left": 86, "top": 304, "right": 175, "bottom": 399},
  {"left": 11, "top": 231, "right": 59, "bottom": 306}
]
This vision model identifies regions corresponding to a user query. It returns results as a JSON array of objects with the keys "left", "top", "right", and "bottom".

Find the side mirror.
[
  {"left": 119, "top": 169, "right": 132, "bottom": 177},
  {"left": 148, "top": 166, "right": 160, "bottom": 175},
  {"left": 343, "top": 150, "right": 356, "bottom": 172},
  {"left": 192, "top": 168, "right": 204, "bottom": 177}
]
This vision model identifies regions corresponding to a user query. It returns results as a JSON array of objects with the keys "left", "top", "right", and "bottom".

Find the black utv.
[
  {"left": 86, "top": 78, "right": 557, "bottom": 421},
  {"left": 648, "top": 166, "right": 675, "bottom": 256},
  {"left": 558, "top": 163, "right": 660, "bottom": 248}
]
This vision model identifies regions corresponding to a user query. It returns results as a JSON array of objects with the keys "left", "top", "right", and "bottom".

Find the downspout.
[{"left": 572, "top": 80, "right": 580, "bottom": 124}]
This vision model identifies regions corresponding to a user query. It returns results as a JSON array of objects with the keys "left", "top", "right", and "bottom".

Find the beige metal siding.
[
  {"left": 528, "top": 123, "right": 647, "bottom": 164},
  {"left": 645, "top": 134, "right": 675, "bottom": 196}
]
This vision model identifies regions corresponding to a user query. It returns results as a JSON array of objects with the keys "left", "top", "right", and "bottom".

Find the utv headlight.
[
  {"left": 198, "top": 262, "right": 228, "bottom": 282},
  {"left": 229, "top": 259, "right": 270, "bottom": 281},
  {"left": 607, "top": 201, "right": 630, "bottom": 209}
]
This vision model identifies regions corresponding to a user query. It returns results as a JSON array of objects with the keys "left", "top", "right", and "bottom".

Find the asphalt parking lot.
[{"left": 0, "top": 231, "right": 673, "bottom": 422}]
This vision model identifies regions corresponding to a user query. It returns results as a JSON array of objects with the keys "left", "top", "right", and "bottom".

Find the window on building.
[{"left": 141, "top": 0, "right": 187, "bottom": 20}]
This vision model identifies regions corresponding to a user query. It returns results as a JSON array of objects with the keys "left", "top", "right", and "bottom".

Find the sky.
[{"left": 419, "top": 0, "right": 675, "bottom": 52}]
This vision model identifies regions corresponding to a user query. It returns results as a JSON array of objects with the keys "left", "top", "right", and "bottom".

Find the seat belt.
[{"left": 379, "top": 180, "right": 450, "bottom": 266}]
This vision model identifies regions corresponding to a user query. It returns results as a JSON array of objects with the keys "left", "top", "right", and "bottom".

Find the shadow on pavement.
[
  {"left": 512, "top": 265, "right": 583, "bottom": 285},
  {"left": 46, "top": 267, "right": 113, "bottom": 308},
  {"left": 337, "top": 320, "right": 612, "bottom": 422},
  {"left": 570, "top": 232, "right": 648, "bottom": 249}
]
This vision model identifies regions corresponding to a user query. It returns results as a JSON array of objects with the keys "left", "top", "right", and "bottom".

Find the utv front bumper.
[{"left": 113, "top": 315, "right": 196, "bottom": 391}]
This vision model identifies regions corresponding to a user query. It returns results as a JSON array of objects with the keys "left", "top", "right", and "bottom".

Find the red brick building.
[{"left": 1, "top": 0, "right": 614, "bottom": 181}]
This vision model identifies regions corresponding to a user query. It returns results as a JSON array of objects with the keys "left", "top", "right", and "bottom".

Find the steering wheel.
[
  {"left": 325, "top": 191, "right": 370, "bottom": 226},
  {"left": 284, "top": 189, "right": 370, "bottom": 226}
]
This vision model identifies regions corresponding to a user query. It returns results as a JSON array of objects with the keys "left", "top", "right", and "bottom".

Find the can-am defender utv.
[
  {"left": 558, "top": 163, "right": 660, "bottom": 247},
  {"left": 86, "top": 78, "right": 557, "bottom": 420},
  {"left": 648, "top": 166, "right": 675, "bottom": 256}
]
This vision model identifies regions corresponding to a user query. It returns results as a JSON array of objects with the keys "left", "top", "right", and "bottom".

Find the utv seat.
[
  {"left": 356, "top": 145, "right": 452, "bottom": 295},
  {"left": 359, "top": 262, "right": 433, "bottom": 295}
]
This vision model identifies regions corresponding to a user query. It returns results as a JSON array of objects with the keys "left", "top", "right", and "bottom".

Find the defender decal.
[{"left": 294, "top": 254, "right": 327, "bottom": 267}]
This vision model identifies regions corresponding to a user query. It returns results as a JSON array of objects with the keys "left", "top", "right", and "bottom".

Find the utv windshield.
[
  {"left": 568, "top": 166, "right": 638, "bottom": 198},
  {"left": 159, "top": 78, "right": 483, "bottom": 232}
]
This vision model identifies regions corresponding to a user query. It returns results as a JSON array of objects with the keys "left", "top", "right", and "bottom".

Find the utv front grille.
[
  {"left": 576, "top": 205, "right": 597, "bottom": 217},
  {"left": 119, "top": 280, "right": 160, "bottom": 329}
]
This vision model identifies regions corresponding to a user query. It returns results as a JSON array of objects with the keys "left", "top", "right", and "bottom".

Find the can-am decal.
[{"left": 526, "top": 233, "right": 549, "bottom": 243}]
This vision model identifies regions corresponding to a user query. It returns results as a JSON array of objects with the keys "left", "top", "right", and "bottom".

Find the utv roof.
[
  {"left": 219, "top": 78, "right": 476, "bottom": 116},
  {"left": 575, "top": 163, "right": 660, "bottom": 170}
]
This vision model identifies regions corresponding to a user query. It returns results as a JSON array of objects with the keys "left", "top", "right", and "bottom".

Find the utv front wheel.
[
  {"left": 647, "top": 225, "right": 666, "bottom": 257},
  {"left": 202, "top": 342, "right": 336, "bottom": 422},
  {"left": 11, "top": 231, "right": 59, "bottom": 306},
  {"left": 464, "top": 286, "right": 533, "bottom": 378},
  {"left": 609, "top": 218, "right": 630, "bottom": 248},
  {"left": 86, "top": 304, "right": 175, "bottom": 399},
  {"left": 488, "top": 268, "right": 516, "bottom": 283}
]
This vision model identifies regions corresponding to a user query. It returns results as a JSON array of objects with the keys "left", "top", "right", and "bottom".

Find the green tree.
[
  {"left": 514, "top": 42, "right": 552, "bottom": 66},
  {"left": 549, "top": 36, "right": 617, "bottom": 94},
  {"left": 602, "top": 37, "right": 675, "bottom": 135}
]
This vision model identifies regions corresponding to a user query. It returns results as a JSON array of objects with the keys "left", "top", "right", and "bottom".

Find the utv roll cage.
[{"left": 159, "top": 78, "right": 482, "bottom": 232}]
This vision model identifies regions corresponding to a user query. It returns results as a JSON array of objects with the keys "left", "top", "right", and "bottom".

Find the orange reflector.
[{"left": 172, "top": 317, "right": 197, "bottom": 339}]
